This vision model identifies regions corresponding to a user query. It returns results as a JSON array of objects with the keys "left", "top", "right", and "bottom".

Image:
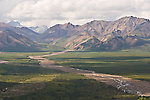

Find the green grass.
[
  {"left": 0, "top": 64, "right": 63, "bottom": 75},
  {"left": 3, "top": 74, "right": 137, "bottom": 100},
  {"left": 0, "top": 52, "right": 51, "bottom": 65},
  {"left": 48, "top": 45, "right": 66, "bottom": 51},
  {"left": 0, "top": 51, "right": 140, "bottom": 100},
  {"left": 53, "top": 37, "right": 70, "bottom": 48},
  {"left": 0, "top": 52, "right": 64, "bottom": 98},
  {"left": 0, "top": 63, "right": 64, "bottom": 99},
  {"left": 48, "top": 51, "right": 150, "bottom": 81},
  {"left": 0, "top": 63, "right": 64, "bottom": 83}
]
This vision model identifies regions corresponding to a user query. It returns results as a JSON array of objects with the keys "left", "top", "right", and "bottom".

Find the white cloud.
[
  {"left": 0, "top": 0, "right": 23, "bottom": 21},
  {"left": 0, "top": 0, "right": 150, "bottom": 27}
]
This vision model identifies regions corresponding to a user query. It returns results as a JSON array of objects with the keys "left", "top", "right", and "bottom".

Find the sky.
[{"left": 0, "top": 0, "right": 150, "bottom": 27}]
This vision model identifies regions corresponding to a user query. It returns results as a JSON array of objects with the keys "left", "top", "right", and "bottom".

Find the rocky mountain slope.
[
  {"left": 0, "top": 30, "right": 39, "bottom": 51},
  {"left": 40, "top": 16, "right": 150, "bottom": 51},
  {"left": 1, "top": 16, "right": 150, "bottom": 51},
  {"left": 3, "top": 22, "right": 39, "bottom": 40},
  {"left": 0, "top": 23, "right": 40, "bottom": 51}
]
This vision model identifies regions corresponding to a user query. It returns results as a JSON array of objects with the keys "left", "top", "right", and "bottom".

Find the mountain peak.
[
  {"left": 29, "top": 25, "right": 48, "bottom": 33},
  {"left": 119, "top": 16, "right": 138, "bottom": 20},
  {"left": 8, "top": 20, "right": 23, "bottom": 27},
  {"left": 64, "top": 22, "right": 74, "bottom": 26},
  {"left": 67, "top": 22, "right": 73, "bottom": 25},
  {"left": 118, "top": 16, "right": 150, "bottom": 22},
  {"left": 40, "top": 16, "right": 150, "bottom": 51},
  {"left": 60, "top": 22, "right": 75, "bottom": 29}
]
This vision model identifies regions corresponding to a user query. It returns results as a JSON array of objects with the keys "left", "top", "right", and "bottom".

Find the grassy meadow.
[
  {"left": 0, "top": 52, "right": 138, "bottom": 100},
  {"left": 3, "top": 74, "right": 137, "bottom": 100},
  {"left": 48, "top": 51, "right": 150, "bottom": 81},
  {"left": 0, "top": 52, "right": 51, "bottom": 64}
]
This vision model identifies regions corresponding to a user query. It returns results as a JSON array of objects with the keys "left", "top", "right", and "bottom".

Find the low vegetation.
[
  {"left": 0, "top": 52, "right": 138, "bottom": 100},
  {"left": 0, "top": 52, "right": 50, "bottom": 65},
  {"left": 48, "top": 51, "right": 150, "bottom": 81},
  {"left": 3, "top": 74, "right": 137, "bottom": 100}
]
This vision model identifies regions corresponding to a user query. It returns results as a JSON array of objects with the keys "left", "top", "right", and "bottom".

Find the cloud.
[
  {"left": 0, "top": 0, "right": 23, "bottom": 21},
  {"left": 0, "top": 0, "right": 150, "bottom": 27}
]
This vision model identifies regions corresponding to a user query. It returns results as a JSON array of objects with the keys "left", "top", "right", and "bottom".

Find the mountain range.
[
  {"left": 8, "top": 21, "right": 48, "bottom": 34},
  {"left": 1, "top": 16, "right": 150, "bottom": 51},
  {"left": 0, "top": 22, "right": 40, "bottom": 51},
  {"left": 40, "top": 16, "right": 150, "bottom": 51}
]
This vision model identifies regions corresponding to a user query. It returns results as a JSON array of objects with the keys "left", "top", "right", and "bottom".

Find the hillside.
[
  {"left": 6, "top": 22, "right": 40, "bottom": 40},
  {"left": 8, "top": 21, "right": 48, "bottom": 34},
  {"left": 0, "top": 23, "right": 41, "bottom": 51},
  {"left": 1, "top": 16, "right": 150, "bottom": 51},
  {"left": 0, "top": 30, "right": 40, "bottom": 51},
  {"left": 40, "top": 16, "right": 150, "bottom": 51}
]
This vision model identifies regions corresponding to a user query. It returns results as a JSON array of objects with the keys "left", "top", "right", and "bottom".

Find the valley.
[
  {"left": 1, "top": 0, "right": 150, "bottom": 99},
  {"left": 1, "top": 50, "right": 150, "bottom": 99},
  {"left": 30, "top": 51, "right": 150, "bottom": 96},
  {"left": 1, "top": 16, "right": 150, "bottom": 100},
  {"left": 0, "top": 51, "right": 140, "bottom": 100}
]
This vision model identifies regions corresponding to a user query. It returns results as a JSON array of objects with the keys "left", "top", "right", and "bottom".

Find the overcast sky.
[{"left": 0, "top": 0, "right": 150, "bottom": 27}]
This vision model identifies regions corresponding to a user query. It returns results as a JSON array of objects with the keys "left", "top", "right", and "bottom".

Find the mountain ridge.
[
  {"left": 39, "top": 16, "right": 150, "bottom": 51},
  {"left": 8, "top": 21, "right": 48, "bottom": 34},
  {"left": 1, "top": 16, "right": 150, "bottom": 51},
  {"left": 0, "top": 22, "right": 41, "bottom": 51},
  {"left": 0, "top": 30, "right": 40, "bottom": 51}
]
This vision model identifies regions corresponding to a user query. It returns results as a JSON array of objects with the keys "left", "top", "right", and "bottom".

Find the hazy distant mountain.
[
  {"left": 0, "top": 22, "right": 40, "bottom": 51},
  {"left": 8, "top": 21, "right": 23, "bottom": 28},
  {"left": 2, "top": 16, "right": 150, "bottom": 51},
  {"left": 29, "top": 25, "right": 48, "bottom": 34},
  {"left": 8, "top": 21, "right": 48, "bottom": 34},
  {"left": 7, "top": 21, "right": 39, "bottom": 40},
  {"left": 40, "top": 16, "right": 150, "bottom": 51}
]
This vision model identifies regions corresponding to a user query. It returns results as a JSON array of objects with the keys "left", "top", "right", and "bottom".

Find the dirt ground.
[{"left": 29, "top": 51, "right": 150, "bottom": 96}]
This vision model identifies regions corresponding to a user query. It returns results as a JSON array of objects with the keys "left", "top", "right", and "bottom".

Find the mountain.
[
  {"left": 0, "top": 30, "right": 40, "bottom": 51},
  {"left": 0, "top": 22, "right": 40, "bottom": 51},
  {"left": 40, "top": 16, "right": 150, "bottom": 51},
  {"left": 15, "top": 27, "right": 39, "bottom": 40},
  {"left": 3, "top": 16, "right": 150, "bottom": 51},
  {"left": 8, "top": 21, "right": 48, "bottom": 34},
  {"left": 74, "top": 36, "right": 103, "bottom": 50},
  {"left": 29, "top": 25, "right": 48, "bottom": 34},
  {"left": 8, "top": 21, "right": 23, "bottom": 28},
  {"left": 74, "top": 36, "right": 146, "bottom": 51},
  {"left": 6, "top": 22, "right": 39, "bottom": 40}
]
